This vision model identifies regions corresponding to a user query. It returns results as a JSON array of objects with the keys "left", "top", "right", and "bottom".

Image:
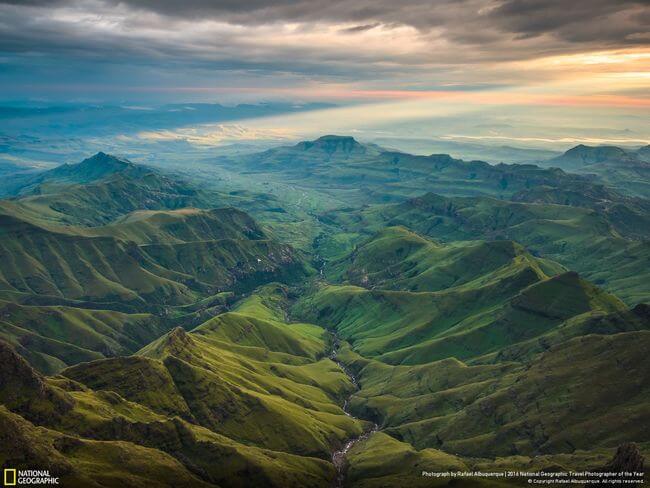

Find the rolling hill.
[
  {"left": 324, "top": 192, "right": 649, "bottom": 304},
  {"left": 0, "top": 142, "right": 648, "bottom": 487},
  {"left": 212, "top": 135, "right": 602, "bottom": 207},
  {"left": 0, "top": 301, "right": 169, "bottom": 374},
  {"left": 0, "top": 157, "right": 310, "bottom": 377},
  {"left": 0, "top": 285, "right": 367, "bottom": 487},
  {"left": 541, "top": 144, "right": 650, "bottom": 198},
  {"left": 292, "top": 227, "right": 649, "bottom": 479}
]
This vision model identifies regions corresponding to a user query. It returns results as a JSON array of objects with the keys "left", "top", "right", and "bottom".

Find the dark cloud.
[
  {"left": 340, "top": 23, "right": 381, "bottom": 33},
  {"left": 0, "top": 0, "right": 647, "bottom": 102},
  {"left": 71, "top": 0, "right": 650, "bottom": 47},
  {"left": 0, "top": 0, "right": 426, "bottom": 101},
  {"left": 1, "top": 0, "right": 647, "bottom": 55},
  {"left": 487, "top": 0, "right": 650, "bottom": 43}
]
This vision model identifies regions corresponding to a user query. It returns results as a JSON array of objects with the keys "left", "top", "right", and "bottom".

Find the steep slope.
[
  {"left": 0, "top": 285, "right": 372, "bottom": 487},
  {"left": 85, "top": 207, "right": 265, "bottom": 244},
  {"left": 386, "top": 331, "right": 650, "bottom": 457},
  {"left": 3, "top": 152, "right": 210, "bottom": 227},
  {"left": 328, "top": 226, "right": 565, "bottom": 292},
  {"left": 544, "top": 144, "right": 650, "bottom": 197},
  {"left": 0, "top": 405, "right": 215, "bottom": 488},
  {"left": 0, "top": 153, "right": 312, "bottom": 381},
  {"left": 510, "top": 184, "right": 650, "bottom": 239},
  {"left": 292, "top": 229, "right": 649, "bottom": 476},
  {"left": 335, "top": 192, "right": 649, "bottom": 304},
  {"left": 139, "top": 238, "right": 304, "bottom": 294},
  {"left": 298, "top": 227, "right": 624, "bottom": 360},
  {"left": 0, "top": 211, "right": 195, "bottom": 306},
  {"left": 12, "top": 171, "right": 204, "bottom": 227},
  {"left": 14, "top": 152, "right": 147, "bottom": 193},
  {"left": 0, "top": 300, "right": 170, "bottom": 374},
  {"left": 0, "top": 338, "right": 338, "bottom": 487},
  {"left": 0, "top": 205, "right": 307, "bottom": 305},
  {"left": 1, "top": 140, "right": 648, "bottom": 487},
  {"left": 297, "top": 266, "right": 624, "bottom": 364}
]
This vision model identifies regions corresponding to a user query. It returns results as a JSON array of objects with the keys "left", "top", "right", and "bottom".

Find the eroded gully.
[{"left": 328, "top": 332, "right": 379, "bottom": 488}]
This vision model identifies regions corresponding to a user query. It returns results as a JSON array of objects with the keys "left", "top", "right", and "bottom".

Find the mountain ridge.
[{"left": 0, "top": 139, "right": 648, "bottom": 487}]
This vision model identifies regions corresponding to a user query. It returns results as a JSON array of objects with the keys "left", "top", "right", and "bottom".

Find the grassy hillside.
[
  {"left": 0, "top": 212, "right": 195, "bottom": 305},
  {"left": 327, "top": 193, "right": 649, "bottom": 304},
  {"left": 8, "top": 152, "right": 149, "bottom": 194},
  {"left": 0, "top": 300, "right": 169, "bottom": 374},
  {"left": 292, "top": 228, "right": 649, "bottom": 483},
  {"left": 328, "top": 226, "right": 565, "bottom": 291},
  {"left": 0, "top": 338, "right": 337, "bottom": 488},
  {"left": 2, "top": 152, "right": 211, "bottom": 227},
  {"left": 85, "top": 207, "right": 265, "bottom": 244},
  {"left": 0, "top": 162, "right": 310, "bottom": 375},
  {"left": 0, "top": 206, "right": 307, "bottom": 307},
  {"left": 385, "top": 331, "right": 650, "bottom": 458},
  {"left": 0, "top": 145, "right": 648, "bottom": 487},
  {"left": 542, "top": 144, "right": 650, "bottom": 198},
  {"left": 0, "top": 285, "right": 370, "bottom": 487},
  {"left": 296, "top": 269, "right": 624, "bottom": 364},
  {"left": 10, "top": 170, "right": 204, "bottom": 227}
]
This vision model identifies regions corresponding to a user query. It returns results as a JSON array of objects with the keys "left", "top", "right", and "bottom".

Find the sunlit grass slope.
[
  {"left": 329, "top": 192, "right": 649, "bottom": 304},
  {"left": 292, "top": 225, "right": 649, "bottom": 474},
  {"left": 0, "top": 300, "right": 168, "bottom": 374},
  {"left": 296, "top": 228, "right": 626, "bottom": 363},
  {"left": 0, "top": 285, "right": 369, "bottom": 487},
  {"left": 0, "top": 205, "right": 307, "bottom": 307}
]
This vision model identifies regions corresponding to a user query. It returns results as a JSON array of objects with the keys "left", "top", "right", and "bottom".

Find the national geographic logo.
[
  {"left": 3, "top": 470, "right": 16, "bottom": 486},
  {"left": 3, "top": 469, "right": 59, "bottom": 486}
]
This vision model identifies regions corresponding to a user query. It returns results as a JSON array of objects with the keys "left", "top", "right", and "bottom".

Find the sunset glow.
[{"left": 0, "top": 0, "right": 647, "bottom": 146}]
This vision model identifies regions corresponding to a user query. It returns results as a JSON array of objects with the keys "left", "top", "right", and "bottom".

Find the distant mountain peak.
[
  {"left": 8, "top": 151, "right": 144, "bottom": 197},
  {"left": 559, "top": 144, "right": 628, "bottom": 163},
  {"left": 636, "top": 144, "right": 650, "bottom": 162},
  {"left": 314, "top": 134, "right": 359, "bottom": 143},
  {"left": 297, "top": 134, "right": 365, "bottom": 156},
  {"left": 81, "top": 152, "right": 132, "bottom": 168},
  {"left": 45, "top": 151, "right": 142, "bottom": 184}
]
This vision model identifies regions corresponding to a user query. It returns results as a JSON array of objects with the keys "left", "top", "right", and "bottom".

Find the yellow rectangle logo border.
[{"left": 4, "top": 468, "right": 17, "bottom": 486}]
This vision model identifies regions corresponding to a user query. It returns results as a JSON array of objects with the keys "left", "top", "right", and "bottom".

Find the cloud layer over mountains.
[{"left": 0, "top": 0, "right": 648, "bottom": 99}]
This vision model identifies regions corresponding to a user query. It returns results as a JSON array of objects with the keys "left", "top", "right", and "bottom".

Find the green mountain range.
[
  {"left": 326, "top": 192, "right": 649, "bottom": 304},
  {"left": 0, "top": 138, "right": 648, "bottom": 487},
  {"left": 541, "top": 144, "right": 650, "bottom": 198}
]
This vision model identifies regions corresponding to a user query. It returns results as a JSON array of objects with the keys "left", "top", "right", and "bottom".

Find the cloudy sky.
[{"left": 0, "top": 0, "right": 648, "bottom": 147}]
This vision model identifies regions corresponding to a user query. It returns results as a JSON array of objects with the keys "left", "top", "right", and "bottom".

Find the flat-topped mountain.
[
  {"left": 556, "top": 144, "right": 629, "bottom": 165},
  {"left": 294, "top": 135, "right": 371, "bottom": 156},
  {"left": 214, "top": 135, "right": 606, "bottom": 207}
]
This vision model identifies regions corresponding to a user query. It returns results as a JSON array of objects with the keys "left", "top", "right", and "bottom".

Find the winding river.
[{"left": 328, "top": 333, "right": 379, "bottom": 488}]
